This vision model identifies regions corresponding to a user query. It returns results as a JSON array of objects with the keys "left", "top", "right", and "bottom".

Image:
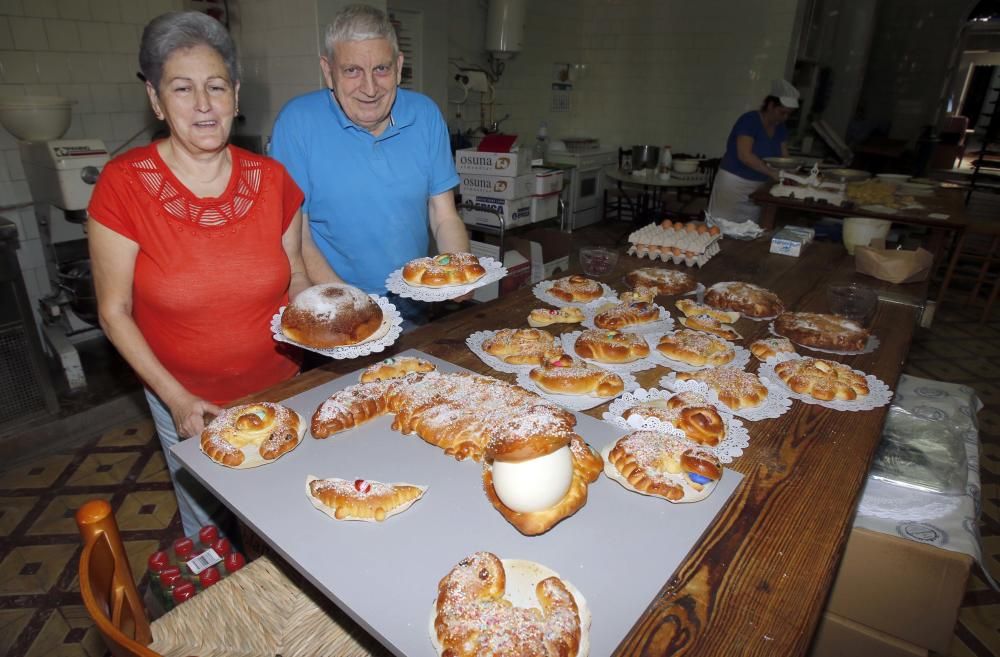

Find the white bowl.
[
  {"left": 0, "top": 96, "right": 74, "bottom": 141},
  {"left": 672, "top": 159, "right": 700, "bottom": 174}
]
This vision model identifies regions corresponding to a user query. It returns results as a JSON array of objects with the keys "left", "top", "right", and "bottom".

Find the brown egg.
[
  {"left": 696, "top": 224, "right": 708, "bottom": 234},
  {"left": 660, "top": 220, "right": 673, "bottom": 229},
  {"left": 709, "top": 226, "right": 721, "bottom": 236}
]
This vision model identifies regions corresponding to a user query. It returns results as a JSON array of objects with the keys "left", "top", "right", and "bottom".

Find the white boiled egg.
[{"left": 491, "top": 445, "right": 574, "bottom": 513}]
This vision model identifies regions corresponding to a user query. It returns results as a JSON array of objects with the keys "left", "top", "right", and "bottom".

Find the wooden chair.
[
  {"left": 934, "top": 222, "right": 1000, "bottom": 323},
  {"left": 76, "top": 499, "right": 389, "bottom": 657},
  {"left": 603, "top": 147, "right": 642, "bottom": 221}
]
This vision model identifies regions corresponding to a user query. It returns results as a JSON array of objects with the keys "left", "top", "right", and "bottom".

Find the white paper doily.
[
  {"left": 532, "top": 280, "right": 617, "bottom": 308},
  {"left": 270, "top": 296, "right": 402, "bottom": 359},
  {"left": 601, "top": 388, "right": 750, "bottom": 463},
  {"left": 659, "top": 372, "right": 793, "bottom": 421},
  {"left": 767, "top": 322, "right": 881, "bottom": 355},
  {"left": 514, "top": 369, "right": 639, "bottom": 412},
  {"left": 758, "top": 353, "right": 893, "bottom": 411},
  {"left": 385, "top": 256, "right": 507, "bottom": 302},
  {"left": 559, "top": 331, "right": 659, "bottom": 374},
  {"left": 580, "top": 303, "right": 675, "bottom": 334},
  {"left": 466, "top": 330, "right": 563, "bottom": 374},
  {"left": 645, "top": 333, "right": 751, "bottom": 372}
]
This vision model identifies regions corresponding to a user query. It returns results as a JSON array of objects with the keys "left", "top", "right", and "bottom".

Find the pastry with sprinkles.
[
  {"left": 200, "top": 402, "right": 304, "bottom": 468},
  {"left": 402, "top": 252, "right": 486, "bottom": 287},
  {"left": 359, "top": 356, "right": 436, "bottom": 382},
  {"left": 603, "top": 430, "right": 722, "bottom": 502},
  {"left": 306, "top": 476, "right": 426, "bottom": 521},
  {"left": 431, "top": 551, "right": 589, "bottom": 657},
  {"left": 675, "top": 367, "right": 769, "bottom": 410}
]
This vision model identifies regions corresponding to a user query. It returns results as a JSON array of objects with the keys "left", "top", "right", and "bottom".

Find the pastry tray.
[{"left": 171, "top": 350, "right": 741, "bottom": 657}]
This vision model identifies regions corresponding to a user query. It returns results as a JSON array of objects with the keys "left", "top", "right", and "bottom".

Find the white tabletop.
[
  {"left": 605, "top": 165, "right": 708, "bottom": 188},
  {"left": 173, "top": 350, "right": 741, "bottom": 656}
]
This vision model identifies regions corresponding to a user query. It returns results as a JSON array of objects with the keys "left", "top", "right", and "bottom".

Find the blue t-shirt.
[
  {"left": 720, "top": 111, "right": 787, "bottom": 182},
  {"left": 270, "top": 88, "right": 459, "bottom": 294}
]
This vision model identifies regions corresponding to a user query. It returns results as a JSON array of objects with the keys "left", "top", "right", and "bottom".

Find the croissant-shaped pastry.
[
  {"left": 593, "top": 301, "right": 660, "bottom": 330},
  {"left": 307, "top": 476, "right": 426, "bottom": 521}
]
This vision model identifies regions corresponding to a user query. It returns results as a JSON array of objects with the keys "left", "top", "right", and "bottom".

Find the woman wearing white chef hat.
[{"left": 708, "top": 79, "right": 800, "bottom": 225}]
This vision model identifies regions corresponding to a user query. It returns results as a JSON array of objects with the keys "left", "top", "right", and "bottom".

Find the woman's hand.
[{"left": 168, "top": 391, "right": 223, "bottom": 438}]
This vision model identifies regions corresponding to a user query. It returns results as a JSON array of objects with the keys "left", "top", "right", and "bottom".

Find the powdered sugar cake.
[{"left": 281, "top": 283, "right": 386, "bottom": 347}]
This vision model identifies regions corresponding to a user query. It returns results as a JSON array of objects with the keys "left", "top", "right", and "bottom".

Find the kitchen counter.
[{"left": 235, "top": 225, "right": 928, "bottom": 656}]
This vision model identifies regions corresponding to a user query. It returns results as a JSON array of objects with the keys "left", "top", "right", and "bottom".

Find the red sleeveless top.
[{"left": 89, "top": 142, "right": 303, "bottom": 404}]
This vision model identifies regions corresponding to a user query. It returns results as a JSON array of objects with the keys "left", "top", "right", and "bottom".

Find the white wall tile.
[
  {"left": 118, "top": 81, "right": 147, "bottom": 111},
  {"left": 57, "top": 83, "right": 92, "bottom": 111},
  {"left": 67, "top": 51, "right": 101, "bottom": 82},
  {"left": 77, "top": 21, "right": 110, "bottom": 52},
  {"left": 98, "top": 52, "right": 135, "bottom": 82},
  {"left": 35, "top": 51, "right": 72, "bottom": 83},
  {"left": 0, "top": 178, "right": 31, "bottom": 205},
  {"left": 147, "top": 0, "right": 180, "bottom": 19},
  {"left": 17, "top": 206, "right": 38, "bottom": 239},
  {"left": 89, "top": 82, "right": 122, "bottom": 111},
  {"left": 117, "top": 0, "right": 147, "bottom": 24},
  {"left": 43, "top": 18, "right": 81, "bottom": 51},
  {"left": 0, "top": 50, "right": 38, "bottom": 83},
  {"left": 0, "top": 17, "right": 11, "bottom": 48},
  {"left": 22, "top": 0, "right": 57, "bottom": 18},
  {"left": 57, "top": 0, "right": 91, "bottom": 20},
  {"left": 32, "top": 264, "right": 54, "bottom": 297},
  {"left": 22, "top": 83, "right": 58, "bottom": 96},
  {"left": 10, "top": 16, "right": 47, "bottom": 50},
  {"left": 88, "top": 0, "right": 121, "bottom": 23},
  {"left": 0, "top": 149, "right": 8, "bottom": 182},
  {"left": 106, "top": 22, "right": 135, "bottom": 53},
  {"left": 80, "top": 110, "right": 112, "bottom": 137},
  {"left": 0, "top": 0, "right": 24, "bottom": 16}
]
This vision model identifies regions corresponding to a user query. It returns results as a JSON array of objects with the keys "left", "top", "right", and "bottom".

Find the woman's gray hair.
[
  {"left": 140, "top": 11, "right": 239, "bottom": 89},
  {"left": 324, "top": 4, "right": 399, "bottom": 60}
]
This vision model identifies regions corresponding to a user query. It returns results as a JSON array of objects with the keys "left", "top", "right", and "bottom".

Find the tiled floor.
[{"left": 0, "top": 288, "right": 997, "bottom": 657}]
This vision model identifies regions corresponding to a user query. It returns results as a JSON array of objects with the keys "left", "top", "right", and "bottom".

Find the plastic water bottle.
[{"left": 531, "top": 122, "right": 548, "bottom": 166}]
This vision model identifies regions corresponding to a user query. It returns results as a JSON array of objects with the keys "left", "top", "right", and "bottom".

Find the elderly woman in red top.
[{"left": 88, "top": 11, "right": 308, "bottom": 536}]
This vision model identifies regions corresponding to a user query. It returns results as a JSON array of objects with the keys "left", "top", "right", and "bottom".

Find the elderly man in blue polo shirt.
[{"left": 270, "top": 3, "right": 469, "bottom": 324}]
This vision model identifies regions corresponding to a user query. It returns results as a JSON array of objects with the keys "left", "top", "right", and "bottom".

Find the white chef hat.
[{"left": 771, "top": 79, "right": 800, "bottom": 109}]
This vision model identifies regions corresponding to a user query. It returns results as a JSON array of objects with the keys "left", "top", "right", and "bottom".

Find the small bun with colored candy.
[
  {"left": 402, "top": 252, "right": 486, "bottom": 287},
  {"left": 528, "top": 306, "right": 585, "bottom": 328},
  {"left": 603, "top": 430, "right": 722, "bottom": 502}
]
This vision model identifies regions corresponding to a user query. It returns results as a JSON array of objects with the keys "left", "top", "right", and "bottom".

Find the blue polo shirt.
[
  {"left": 720, "top": 110, "right": 787, "bottom": 182},
  {"left": 270, "top": 88, "right": 459, "bottom": 294}
]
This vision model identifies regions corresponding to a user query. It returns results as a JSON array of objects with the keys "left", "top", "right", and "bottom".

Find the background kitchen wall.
[{"left": 446, "top": 0, "right": 800, "bottom": 156}]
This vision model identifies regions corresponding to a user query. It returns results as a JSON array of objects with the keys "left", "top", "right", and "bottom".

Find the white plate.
[{"left": 385, "top": 256, "right": 507, "bottom": 302}]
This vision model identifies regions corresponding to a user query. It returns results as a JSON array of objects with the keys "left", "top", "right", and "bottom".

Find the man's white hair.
[{"left": 324, "top": 4, "right": 399, "bottom": 60}]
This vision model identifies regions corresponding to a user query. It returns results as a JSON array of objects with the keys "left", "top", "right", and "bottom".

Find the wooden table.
[
  {"left": 245, "top": 235, "right": 928, "bottom": 656},
  {"left": 750, "top": 183, "right": 968, "bottom": 263}
]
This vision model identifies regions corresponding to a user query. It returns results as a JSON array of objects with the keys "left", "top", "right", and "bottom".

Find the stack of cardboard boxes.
[{"left": 455, "top": 148, "right": 564, "bottom": 229}]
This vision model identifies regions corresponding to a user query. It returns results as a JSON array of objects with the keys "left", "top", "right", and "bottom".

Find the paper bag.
[{"left": 854, "top": 239, "right": 933, "bottom": 284}]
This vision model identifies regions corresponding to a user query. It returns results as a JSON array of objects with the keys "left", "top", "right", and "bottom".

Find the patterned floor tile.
[
  {"left": 0, "top": 456, "right": 74, "bottom": 490},
  {"left": 910, "top": 358, "right": 982, "bottom": 383},
  {"left": 96, "top": 420, "right": 155, "bottom": 448},
  {"left": 62, "top": 539, "right": 159, "bottom": 595},
  {"left": 115, "top": 491, "right": 177, "bottom": 532},
  {"left": 136, "top": 452, "right": 170, "bottom": 484},
  {"left": 23, "top": 606, "right": 106, "bottom": 657},
  {"left": 26, "top": 494, "right": 105, "bottom": 537},
  {"left": 922, "top": 340, "right": 983, "bottom": 359},
  {"left": 956, "top": 603, "right": 1000, "bottom": 657},
  {"left": 953, "top": 359, "right": 1000, "bottom": 381},
  {"left": 0, "top": 608, "right": 36, "bottom": 656},
  {"left": 0, "top": 544, "right": 77, "bottom": 595},
  {"left": 0, "top": 497, "right": 40, "bottom": 536},
  {"left": 64, "top": 453, "right": 139, "bottom": 488}
]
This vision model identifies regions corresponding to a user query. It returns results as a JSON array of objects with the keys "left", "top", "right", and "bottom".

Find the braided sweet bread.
[
  {"left": 402, "top": 252, "right": 486, "bottom": 287},
  {"left": 773, "top": 357, "right": 870, "bottom": 401},
  {"left": 311, "top": 372, "right": 602, "bottom": 534},
  {"left": 773, "top": 312, "right": 870, "bottom": 352},
  {"left": 603, "top": 430, "right": 722, "bottom": 502},
  {"left": 656, "top": 329, "right": 735, "bottom": 367},
  {"left": 624, "top": 267, "right": 697, "bottom": 295},
  {"left": 621, "top": 391, "right": 727, "bottom": 446},
  {"left": 482, "top": 328, "right": 564, "bottom": 365},
  {"left": 750, "top": 337, "right": 796, "bottom": 361},
  {"left": 306, "top": 476, "right": 426, "bottom": 521},
  {"left": 549, "top": 275, "right": 603, "bottom": 303},
  {"left": 574, "top": 329, "right": 650, "bottom": 363},
  {"left": 200, "top": 403, "right": 304, "bottom": 468},
  {"left": 432, "top": 552, "right": 588, "bottom": 657},
  {"left": 529, "top": 354, "right": 625, "bottom": 397},
  {"left": 676, "top": 367, "right": 768, "bottom": 410},
  {"left": 704, "top": 281, "right": 784, "bottom": 319},
  {"left": 593, "top": 301, "right": 661, "bottom": 330},
  {"left": 360, "top": 356, "right": 436, "bottom": 382}
]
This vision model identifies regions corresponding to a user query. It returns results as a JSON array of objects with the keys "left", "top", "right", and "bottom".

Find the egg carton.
[
  {"left": 626, "top": 240, "right": 721, "bottom": 267},
  {"left": 626, "top": 221, "right": 722, "bottom": 255}
]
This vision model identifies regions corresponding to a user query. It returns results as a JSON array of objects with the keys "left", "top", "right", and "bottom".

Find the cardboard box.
[
  {"left": 517, "top": 227, "right": 571, "bottom": 282},
  {"left": 459, "top": 172, "right": 535, "bottom": 200},
  {"left": 530, "top": 191, "right": 560, "bottom": 222},
  {"left": 533, "top": 168, "right": 564, "bottom": 195},
  {"left": 770, "top": 228, "right": 808, "bottom": 257},
  {"left": 455, "top": 149, "right": 532, "bottom": 175},
  {"left": 824, "top": 527, "right": 972, "bottom": 654},
  {"left": 809, "top": 612, "right": 927, "bottom": 657},
  {"left": 469, "top": 239, "right": 531, "bottom": 302},
  {"left": 461, "top": 196, "right": 533, "bottom": 229}
]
